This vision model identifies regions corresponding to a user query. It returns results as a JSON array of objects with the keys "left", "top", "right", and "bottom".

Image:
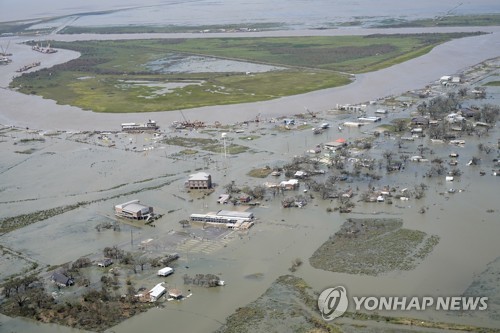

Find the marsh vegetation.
[{"left": 11, "top": 32, "right": 481, "bottom": 113}]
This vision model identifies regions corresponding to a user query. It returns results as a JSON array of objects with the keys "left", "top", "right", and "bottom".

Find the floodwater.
[
  {"left": 146, "top": 54, "right": 285, "bottom": 74},
  {"left": 1, "top": 86, "right": 499, "bottom": 333},
  {"left": 2, "top": 0, "right": 500, "bottom": 28},
  {"left": 1, "top": 1, "right": 500, "bottom": 332}
]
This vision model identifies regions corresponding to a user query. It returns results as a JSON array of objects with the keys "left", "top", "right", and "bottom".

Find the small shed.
[{"left": 168, "top": 288, "right": 183, "bottom": 300}]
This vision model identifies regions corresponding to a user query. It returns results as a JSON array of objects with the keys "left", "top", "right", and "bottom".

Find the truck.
[{"left": 157, "top": 267, "right": 174, "bottom": 277}]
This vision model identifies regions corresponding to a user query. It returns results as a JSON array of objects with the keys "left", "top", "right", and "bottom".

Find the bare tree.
[{"left": 458, "top": 87, "right": 468, "bottom": 97}]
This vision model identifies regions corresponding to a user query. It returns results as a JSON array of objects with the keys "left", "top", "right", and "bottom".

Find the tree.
[
  {"left": 179, "top": 219, "right": 190, "bottom": 228},
  {"left": 120, "top": 252, "right": 135, "bottom": 265},
  {"left": 481, "top": 104, "right": 499, "bottom": 124},
  {"left": 72, "top": 257, "right": 91, "bottom": 269},
  {"left": 417, "top": 102, "right": 427, "bottom": 116},
  {"left": 383, "top": 150, "right": 393, "bottom": 165},
  {"left": 393, "top": 119, "right": 407, "bottom": 132},
  {"left": 223, "top": 181, "right": 238, "bottom": 194},
  {"left": 252, "top": 185, "right": 266, "bottom": 200},
  {"left": 103, "top": 246, "right": 124, "bottom": 260},
  {"left": 338, "top": 196, "right": 354, "bottom": 213},
  {"left": 135, "top": 255, "right": 148, "bottom": 271},
  {"left": 458, "top": 87, "right": 468, "bottom": 97}
]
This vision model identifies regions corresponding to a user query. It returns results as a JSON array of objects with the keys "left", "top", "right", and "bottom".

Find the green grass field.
[
  {"left": 381, "top": 14, "right": 500, "bottom": 28},
  {"left": 11, "top": 32, "right": 481, "bottom": 113}
]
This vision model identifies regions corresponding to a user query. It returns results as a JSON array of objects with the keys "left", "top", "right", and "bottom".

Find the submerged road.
[{"left": 0, "top": 26, "right": 499, "bottom": 131}]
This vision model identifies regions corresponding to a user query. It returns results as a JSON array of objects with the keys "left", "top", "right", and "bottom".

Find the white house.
[{"left": 148, "top": 282, "right": 166, "bottom": 302}]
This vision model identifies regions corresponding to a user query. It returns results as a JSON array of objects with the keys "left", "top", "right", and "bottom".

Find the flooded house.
[
  {"left": 217, "top": 194, "right": 230, "bottom": 204},
  {"left": 97, "top": 258, "right": 113, "bottom": 268},
  {"left": 187, "top": 172, "right": 212, "bottom": 189},
  {"left": 294, "top": 170, "right": 307, "bottom": 178},
  {"left": 324, "top": 139, "right": 347, "bottom": 150},
  {"left": 237, "top": 193, "right": 252, "bottom": 203},
  {"left": 51, "top": 272, "right": 74, "bottom": 287},
  {"left": 168, "top": 288, "right": 183, "bottom": 300},
  {"left": 280, "top": 179, "right": 299, "bottom": 190},
  {"left": 411, "top": 117, "right": 429, "bottom": 126},
  {"left": 148, "top": 282, "right": 166, "bottom": 302},
  {"left": 114, "top": 200, "right": 154, "bottom": 220}
]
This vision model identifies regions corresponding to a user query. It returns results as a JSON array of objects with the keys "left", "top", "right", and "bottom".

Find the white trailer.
[{"left": 157, "top": 267, "right": 174, "bottom": 277}]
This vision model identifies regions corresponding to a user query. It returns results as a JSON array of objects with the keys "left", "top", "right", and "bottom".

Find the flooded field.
[
  {"left": 5, "top": 0, "right": 500, "bottom": 29},
  {"left": 146, "top": 53, "right": 285, "bottom": 74}
]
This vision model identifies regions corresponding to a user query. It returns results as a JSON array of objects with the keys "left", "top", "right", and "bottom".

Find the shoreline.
[{"left": 0, "top": 26, "right": 499, "bottom": 131}]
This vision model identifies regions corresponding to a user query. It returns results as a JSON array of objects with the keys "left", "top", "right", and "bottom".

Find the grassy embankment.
[
  {"left": 59, "top": 22, "right": 285, "bottom": 34},
  {"left": 10, "top": 32, "right": 481, "bottom": 113},
  {"left": 381, "top": 14, "right": 500, "bottom": 28}
]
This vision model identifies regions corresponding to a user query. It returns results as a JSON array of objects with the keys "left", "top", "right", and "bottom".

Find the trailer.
[{"left": 157, "top": 267, "right": 174, "bottom": 277}]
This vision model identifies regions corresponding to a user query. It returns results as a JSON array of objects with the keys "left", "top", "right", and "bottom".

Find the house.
[
  {"left": 411, "top": 128, "right": 423, "bottom": 134},
  {"left": 187, "top": 172, "right": 212, "bottom": 189},
  {"left": 148, "top": 282, "right": 166, "bottom": 302},
  {"left": 168, "top": 288, "right": 183, "bottom": 300},
  {"left": 115, "top": 200, "right": 154, "bottom": 220},
  {"left": 358, "top": 116, "right": 381, "bottom": 122},
  {"left": 217, "top": 194, "right": 230, "bottom": 204},
  {"left": 237, "top": 193, "right": 252, "bottom": 203},
  {"left": 97, "top": 258, "right": 113, "bottom": 268},
  {"left": 459, "top": 108, "right": 478, "bottom": 118},
  {"left": 446, "top": 113, "right": 465, "bottom": 123},
  {"left": 51, "top": 272, "right": 74, "bottom": 287},
  {"left": 440, "top": 75, "right": 452, "bottom": 82},
  {"left": 294, "top": 171, "right": 307, "bottom": 178},
  {"left": 324, "top": 139, "right": 347, "bottom": 150},
  {"left": 280, "top": 179, "right": 299, "bottom": 190},
  {"left": 411, "top": 117, "right": 429, "bottom": 126}
]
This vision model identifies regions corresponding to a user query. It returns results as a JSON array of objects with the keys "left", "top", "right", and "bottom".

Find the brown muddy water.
[{"left": 0, "top": 32, "right": 500, "bottom": 333}]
